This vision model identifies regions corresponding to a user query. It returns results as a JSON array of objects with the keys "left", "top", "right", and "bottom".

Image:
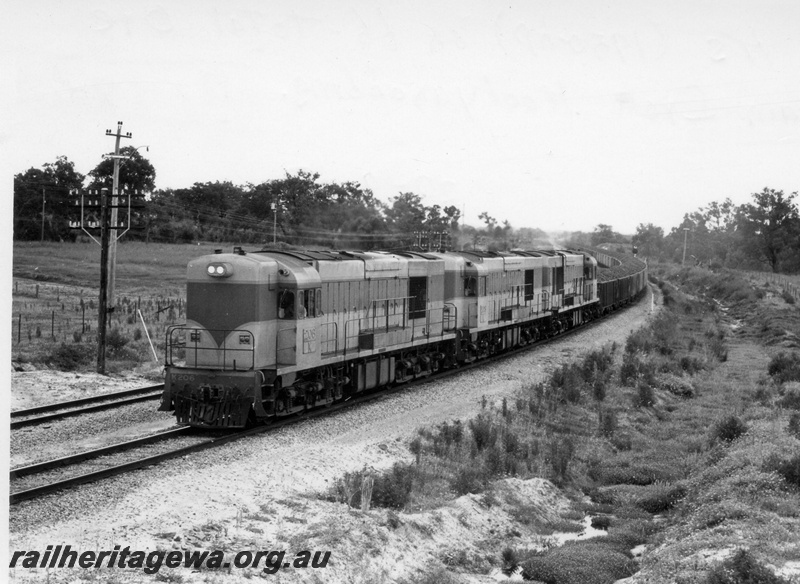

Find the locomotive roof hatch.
[{"left": 253, "top": 251, "right": 322, "bottom": 288}]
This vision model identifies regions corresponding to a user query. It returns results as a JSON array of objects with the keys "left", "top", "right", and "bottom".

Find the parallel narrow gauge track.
[
  {"left": 9, "top": 289, "right": 649, "bottom": 507},
  {"left": 10, "top": 384, "right": 164, "bottom": 429}
]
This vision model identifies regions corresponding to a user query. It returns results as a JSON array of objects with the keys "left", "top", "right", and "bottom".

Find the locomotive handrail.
[{"left": 320, "top": 321, "right": 338, "bottom": 356}]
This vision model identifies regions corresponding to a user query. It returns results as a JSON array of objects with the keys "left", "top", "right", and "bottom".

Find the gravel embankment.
[{"left": 10, "top": 286, "right": 657, "bottom": 565}]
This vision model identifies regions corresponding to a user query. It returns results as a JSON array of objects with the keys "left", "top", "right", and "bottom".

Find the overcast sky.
[{"left": 3, "top": 0, "right": 800, "bottom": 235}]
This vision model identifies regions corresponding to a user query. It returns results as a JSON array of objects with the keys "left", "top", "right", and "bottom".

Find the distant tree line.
[
  {"left": 13, "top": 154, "right": 800, "bottom": 272},
  {"left": 630, "top": 189, "right": 800, "bottom": 272}
]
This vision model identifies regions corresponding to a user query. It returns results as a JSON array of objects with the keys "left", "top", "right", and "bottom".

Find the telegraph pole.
[
  {"left": 40, "top": 188, "right": 46, "bottom": 242},
  {"left": 682, "top": 227, "right": 690, "bottom": 266},
  {"left": 98, "top": 188, "right": 111, "bottom": 373},
  {"left": 106, "top": 121, "right": 132, "bottom": 311}
]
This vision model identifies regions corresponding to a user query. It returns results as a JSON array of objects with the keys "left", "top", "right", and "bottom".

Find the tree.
[
  {"left": 736, "top": 188, "right": 800, "bottom": 271},
  {"left": 14, "top": 156, "right": 85, "bottom": 241},
  {"left": 591, "top": 224, "right": 617, "bottom": 246},
  {"left": 87, "top": 146, "right": 156, "bottom": 193},
  {"left": 632, "top": 223, "right": 664, "bottom": 258}
]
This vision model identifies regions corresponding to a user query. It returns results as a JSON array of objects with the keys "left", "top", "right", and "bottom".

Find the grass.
[
  {"left": 322, "top": 262, "right": 800, "bottom": 583},
  {"left": 11, "top": 241, "right": 227, "bottom": 371}
]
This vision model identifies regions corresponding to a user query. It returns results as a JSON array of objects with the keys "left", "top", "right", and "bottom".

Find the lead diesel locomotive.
[{"left": 160, "top": 248, "right": 646, "bottom": 428}]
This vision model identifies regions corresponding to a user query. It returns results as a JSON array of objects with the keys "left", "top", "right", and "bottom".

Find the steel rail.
[
  {"left": 11, "top": 385, "right": 164, "bottom": 429},
  {"left": 10, "top": 426, "right": 193, "bottom": 480},
  {"left": 10, "top": 290, "right": 649, "bottom": 506}
]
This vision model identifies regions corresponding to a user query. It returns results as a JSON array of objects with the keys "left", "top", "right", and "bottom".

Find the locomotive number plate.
[{"left": 302, "top": 328, "right": 317, "bottom": 354}]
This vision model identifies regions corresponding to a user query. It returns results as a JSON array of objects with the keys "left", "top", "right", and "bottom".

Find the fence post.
[{"left": 17, "top": 314, "right": 21, "bottom": 344}]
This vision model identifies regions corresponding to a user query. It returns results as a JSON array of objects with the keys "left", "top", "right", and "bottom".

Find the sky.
[{"left": 3, "top": 0, "right": 800, "bottom": 236}]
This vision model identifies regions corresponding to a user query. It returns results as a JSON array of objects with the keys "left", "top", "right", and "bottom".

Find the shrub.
[
  {"left": 712, "top": 415, "right": 748, "bottom": 444},
  {"left": 46, "top": 343, "right": 94, "bottom": 371},
  {"left": 777, "top": 386, "right": 800, "bottom": 410},
  {"left": 783, "top": 290, "right": 796, "bottom": 305},
  {"left": 788, "top": 413, "right": 800, "bottom": 439},
  {"left": 657, "top": 374, "right": 695, "bottom": 398},
  {"left": 106, "top": 327, "right": 129, "bottom": 353},
  {"left": 549, "top": 436, "right": 575, "bottom": 483},
  {"left": 768, "top": 352, "right": 800, "bottom": 384},
  {"left": 680, "top": 356, "right": 705, "bottom": 375},
  {"left": 635, "top": 384, "right": 656, "bottom": 408},
  {"left": 635, "top": 481, "right": 686, "bottom": 513},
  {"left": 706, "top": 549, "right": 789, "bottom": 584},
  {"left": 469, "top": 414, "right": 498, "bottom": 452},
  {"left": 451, "top": 465, "right": 487, "bottom": 496},
  {"left": 372, "top": 463, "right": 416, "bottom": 509},
  {"left": 599, "top": 410, "right": 618, "bottom": 437},
  {"left": 521, "top": 541, "right": 638, "bottom": 584},
  {"left": 763, "top": 453, "right": 800, "bottom": 490},
  {"left": 620, "top": 353, "right": 656, "bottom": 387}
]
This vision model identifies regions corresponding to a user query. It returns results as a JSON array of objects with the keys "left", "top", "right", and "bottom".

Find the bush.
[
  {"left": 777, "top": 386, "right": 800, "bottom": 410},
  {"left": 657, "top": 374, "right": 695, "bottom": 398},
  {"left": 635, "top": 481, "right": 686, "bottom": 513},
  {"left": 783, "top": 290, "right": 796, "bottom": 305},
  {"left": 706, "top": 549, "right": 789, "bottom": 584},
  {"left": 106, "top": 327, "right": 129, "bottom": 353},
  {"left": 763, "top": 453, "right": 800, "bottom": 490},
  {"left": 768, "top": 352, "right": 800, "bottom": 384},
  {"left": 549, "top": 436, "right": 575, "bottom": 483},
  {"left": 620, "top": 353, "right": 655, "bottom": 386},
  {"left": 599, "top": 410, "right": 618, "bottom": 437},
  {"left": 635, "top": 384, "right": 656, "bottom": 408},
  {"left": 469, "top": 414, "right": 499, "bottom": 452},
  {"left": 521, "top": 541, "right": 638, "bottom": 584},
  {"left": 788, "top": 413, "right": 800, "bottom": 439},
  {"left": 46, "top": 343, "right": 94, "bottom": 371},
  {"left": 712, "top": 415, "right": 748, "bottom": 444},
  {"left": 372, "top": 463, "right": 416, "bottom": 509},
  {"left": 451, "top": 465, "right": 487, "bottom": 496}
]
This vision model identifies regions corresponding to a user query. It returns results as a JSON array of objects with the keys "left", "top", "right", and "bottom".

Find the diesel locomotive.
[{"left": 160, "top": 247, "right": 647, "bottom": 428}]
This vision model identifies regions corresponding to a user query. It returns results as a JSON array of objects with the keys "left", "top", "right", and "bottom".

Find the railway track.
[
  {"left": 10, "top": 384, "right": 164, "bottom": 429},
  {"left": 10, "top": 291, "right": 650, "bottom": 507}
]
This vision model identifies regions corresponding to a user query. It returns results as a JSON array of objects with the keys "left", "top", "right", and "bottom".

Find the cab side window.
[
  {"left": 464, "top": 276, "right": 477, "bottom": 297},
  {"left": 279, "top": 290, "right": 295, "bottom": 319}
]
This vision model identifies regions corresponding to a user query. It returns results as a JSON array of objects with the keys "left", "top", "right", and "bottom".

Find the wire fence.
[
  {"left": 11, "top": 280, "right": 185, "bottom": 352},
  {"left": 742, "top": 271, "right": 800, "bottom": 303}
]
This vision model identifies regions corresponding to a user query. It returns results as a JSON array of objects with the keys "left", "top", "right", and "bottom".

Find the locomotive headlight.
[{"left": 206, "top": 263, "right": 232, "bottom": 277}]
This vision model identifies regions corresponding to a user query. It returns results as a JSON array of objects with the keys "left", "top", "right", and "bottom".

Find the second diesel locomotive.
[{"left": 160, "top": 247, "right": 646, "bottom": 428}]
